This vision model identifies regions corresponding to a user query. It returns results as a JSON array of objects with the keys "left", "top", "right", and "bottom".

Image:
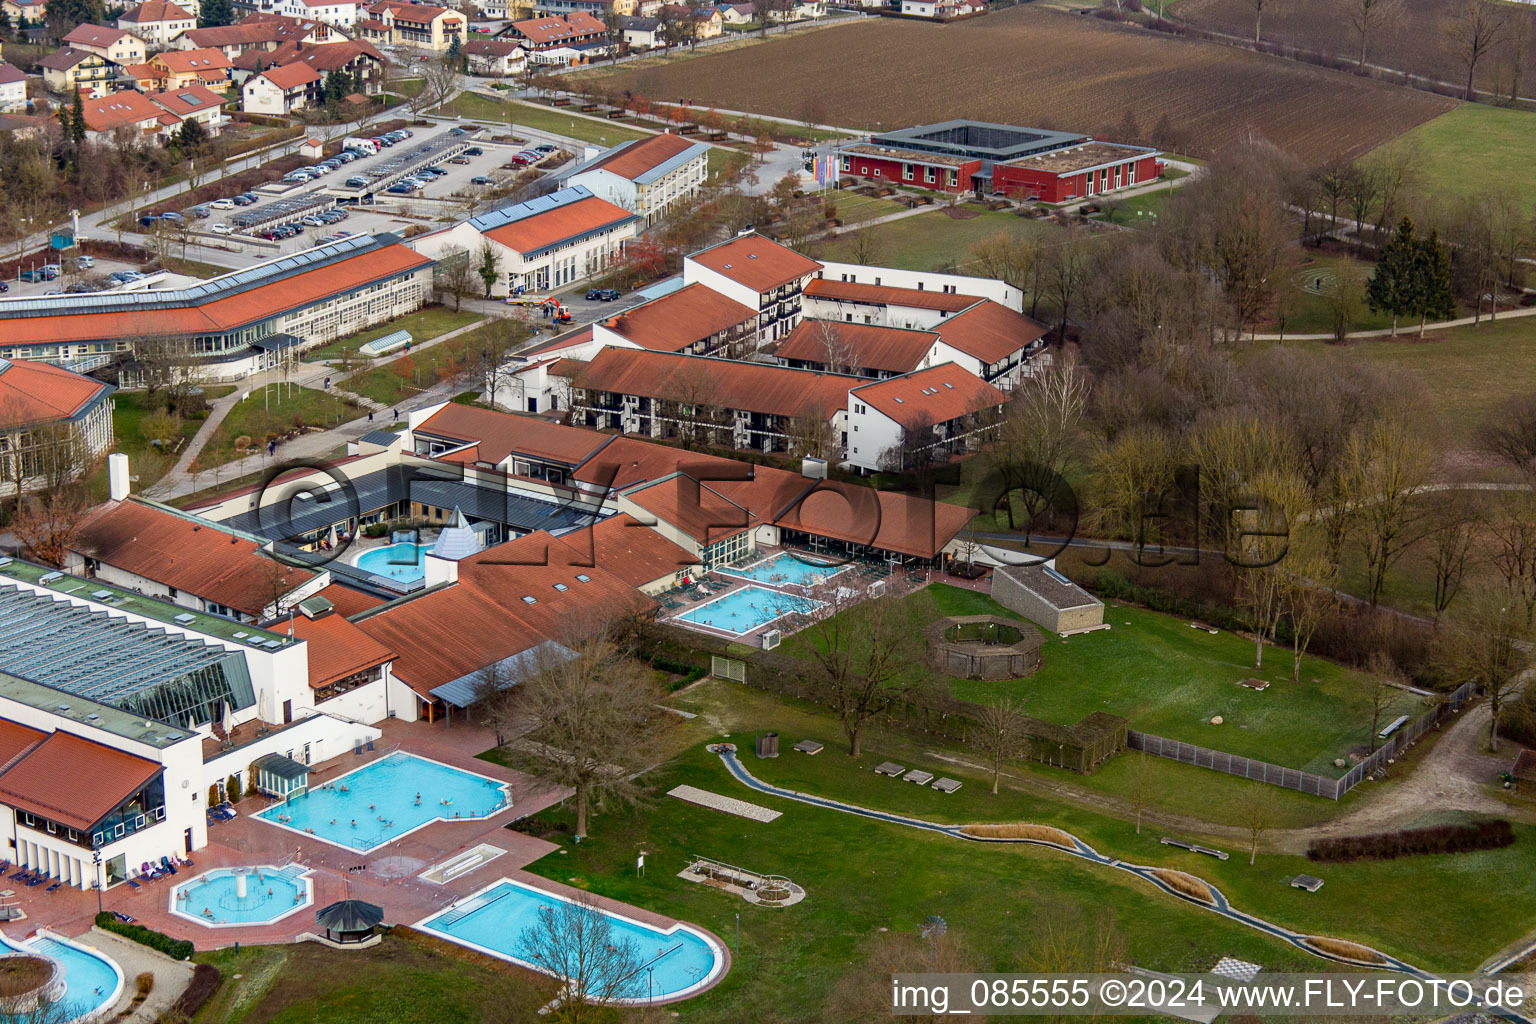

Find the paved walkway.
[{"left": 707, "top": 744, "right": 1529, "bottom": 1016}]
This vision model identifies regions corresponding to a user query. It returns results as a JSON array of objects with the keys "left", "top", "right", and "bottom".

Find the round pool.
[
  {"left": 354, "top": 542, "right": 430, "bottom": 583},
  {"left": 171, "top": 865, "right": 313, "bottom": 928}
]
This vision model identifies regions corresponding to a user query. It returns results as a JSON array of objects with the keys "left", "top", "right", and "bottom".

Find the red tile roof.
[
  {"left": 564, "top": 348, "right": 854, "bottom": 422},
  {"left": 580, "top": 132, "right": 703, "bottom": 182},
  {"left": 774, "top": 482, "right": 977, "bottom": 559},
  {"left": 775, "top": 319, "right": 938, "bottom": 374},
  {"left": 933, "top": 299, "right": 1047, "bottom": 365},
  {"left": 599, "top": 284, "right": 755, "bottom": 352},
  {"left": 465, "top": 39, "right": 522, "bottom": 57},
  {"left": 291, "top": 40, "right": 385, "bottom": 71},
  {"left": 290, "top": 611, "right": 394, "bottom": 689},
  {"left": 803, "top": 277, "right": 979, "bottom": 312},
  {"left": 314, "top": 582, "right": 387, "bottom": 617},
  {"left": 120, "top": 62, "right": 163, "bottom": 84},
  {"left": 555, "top": 512, "right": 697, "bottom": 587},
  {"left": 0, "top": 359, "right": 113, "bottom": 428},
  {"left": 851, "top": 363, "right": 1007, "bottom": 428},
  {"left": 149, "top": 83, "right": 225, "bottom": 116},
  {"left": 687, "top": 232, "right": 821, "bottom": 293},
  {"left": 354, "top": 531, "right": 653, "bottom": 694},
  {"left": 0, "top": 62, "right": 23, "bottom": 86},
  {"left": 63, "top": 24, "right": 135, "bottom": 48},
  {"left": 181, "top": 18, "right": 312, "bottom": 46},
  {"left": 0, "top": 731, "right": 162, "bottom": 832},
  {"left": 254, "top": 61, "right": 321, "bottom": 89},
  {"left": 0, "top": 721, "right": 46, "bottom": 774},
  {"left": 414, "top": 403, "right": 614, "bottom": 466},
  {"left": 482, "top": 195, "right": 635, "bottom": 255},
  {"left": 74, "top": 499, "right": 317, "bottom": 616},
  {"left": 570, "top": 434, "right": 745, "bottom": 494},
  {"left": 153, "top": 47, "right": 232, "bottom": 74},
  {"left": 509, "top": 11, "right": 605, "bottom": 44},
  {"left": 120, "top": 0, "right": 192, "bottom": 20},
  {"left": 0, "top": 244, "right": 432, "bottom": 348},
  {"left": 622, "top": 466, "right": 806, "bottom": 546}
]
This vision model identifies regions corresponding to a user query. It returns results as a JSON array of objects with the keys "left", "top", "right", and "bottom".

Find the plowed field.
[{"left": 580, "top": 6, "right": 1455, "bottom": 164}]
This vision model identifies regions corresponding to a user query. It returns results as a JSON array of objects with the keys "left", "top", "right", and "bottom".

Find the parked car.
[
  {"left": 138, "top": 214, "right": 161, "bottom": 227},
  {"left": 160, "top": 211, "right": 184, "bottom": 222},
  {"left": 212, "top": 223, "right": 234, "bottom": 235},
  {"left": 470, "top": 176, "right": 494, "bottom": 185},
  {"left": 464, "top": 147, "right": 484, "bottom": 156},
  {"left": 301, "top": 214, "right": 326, "bottom": 226},
  {"left": 345, "top": 176, "right": 370, "bottom": 188},
  {"left": 585, "top": 288, "right": 622, "bottom": 301},
  {"left": 387, "top": 183, "right": 415, "bottom": 194},
  {"left": 73, "top": 255, "right": 95, "bottom": 269},
  {"left": 448, "top": 127, "right": 466, "bottom": 136},
  {"left": 211, "top": 198, "right": 235, "bottom": 209},
  {"left": 0, "top": 282, "right": 9, "bottom": 293},
  {"left": 232, "top": 195, "right": 256, "bottom": 206},
  {"left": 190, "top": 205, "right": 210, "bottom": 219},
  {"left": 534, "top": 145, "right": 557, "bottom": 154},
  {"left": 508, "top": 154, "right": 530, "bottom": 166}
]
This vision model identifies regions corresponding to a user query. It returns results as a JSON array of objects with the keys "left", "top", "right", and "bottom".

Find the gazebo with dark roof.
[{"left": 315, "top": 899, "right": 383, "bottom": 944}]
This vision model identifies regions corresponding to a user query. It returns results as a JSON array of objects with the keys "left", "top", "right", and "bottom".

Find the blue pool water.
[
  {"left": 28, "top": 935, "right": 122, "bottom": 1022},
  {"left": 354, "top": 542, "right": 430, "bottom": 583},
  {"left": 676, "top": 584, "right": 822, "bottom": 635},
  {"left": 172, "top": 865, "right": 310, "bottom": 927},
  {"left": 256, "top": 752, "right": 509, "bottom": 852},
  {"left": 717, "top": 551, "right": 847, "bottom": 587},
  {"left": 418, "top": 879, "right": 724, "bottom": 1002}
]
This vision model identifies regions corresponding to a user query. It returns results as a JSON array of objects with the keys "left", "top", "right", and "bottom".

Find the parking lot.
[{"left": 172, "top": 127, "right": 568, "bottom": 249}]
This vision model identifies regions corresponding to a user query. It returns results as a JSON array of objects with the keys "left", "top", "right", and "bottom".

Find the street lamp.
[{"left": 92, "top": 851, "right": 102, "bottom": 914}]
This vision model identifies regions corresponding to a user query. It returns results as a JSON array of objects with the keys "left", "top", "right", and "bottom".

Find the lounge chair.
[
  {"left": 6, "top": 870, "right": 24, "bottom": 881},
  {"left": 125, "top": 878, "right": 141, "bottom": 891},
  {"left": 140, "top": 862, "right": 160, "bottom": 880},
  {"left": 113, "top": 911, "right": 135, "bottom": 923},
  {"left": 43, "top": 882, "right": 60, "bottom": 894},
  {"left": 366, "top": 739, "right": 375, "bottom": 751},
  {"left": 24, "top": 875, "right": 44, "bottom": 887},
  {"left": 160, "top": 857, "right": 178, "bottom": 875},
  {"left": 354, "top": 744, "right": 363, "bottom": 756}
]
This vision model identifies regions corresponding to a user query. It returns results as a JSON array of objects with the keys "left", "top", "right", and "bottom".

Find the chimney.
[{"left": 108, "top": 452, "right": 131, "bottom": 501}]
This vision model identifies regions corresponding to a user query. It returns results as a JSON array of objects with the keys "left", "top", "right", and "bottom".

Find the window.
[
  {"left": 903, "top": 163, "right": 913, "bottom": 181},
  {"left": 924, "top": 167, "right": 935, "bottom": 184}
]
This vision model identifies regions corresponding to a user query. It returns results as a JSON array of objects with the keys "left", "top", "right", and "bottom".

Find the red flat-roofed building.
[
  {"left": 993, "top": 140, "right": 1164, "bottom": 203},
  {"left": 846, "top": 362, "right": 1006, "bottom": 472},
  {"left": 684, "top": 232, "right": 822, "bottom": 342},
  {"left": 411, "top": 186, "right": 637, "bottom": 296}
]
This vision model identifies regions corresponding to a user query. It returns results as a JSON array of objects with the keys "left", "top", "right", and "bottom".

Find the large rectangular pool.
[
  {"left": 416, "top": 878, "right": 725, "bottom": 1003},
  {"left": 255, "top": 752, "right": 509, "bottom": 852},
  {"left": 716, "top": 551, "right": 848, "bottom": 587},
  {"left": 676, "top": 585, "right": 821, "bottom": 635}
]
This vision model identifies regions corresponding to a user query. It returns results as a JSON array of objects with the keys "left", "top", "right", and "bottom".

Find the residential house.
[
  {"left": 0, "top": 62, "right": 25, "bottom": 113},
  {"left": 590, "top": 283, "right": 759, "bottom": 358},
  {"left": 409, "top": 186, "right": 637, "bottom": 296},
  {"left": 463, "top": 38, "right": 525, "bottom": 76},
  {"left": 612, "top": 0, "right": 663, "bottom": 14},
  {"left": 899, "top": 0, "right": 982, "bottom": 16},
  {"left": 176, "top": 15, "right": 336, "bottom": 57},
  {"left": 62, "top": 25, "right": 147, "bottom": 65},
  {"left": 146, "top": 47, "right": 232, "bottom": 88},
  {"left": 716, "top": 3, "right": 754, "bottom": 23},
  {"left": 662, "top": 3, "right": 721, "bottom": 37},
  {"left": 682, "top": 231, "right": 821, "bottom": 342},
  {"left": 78, "top": 89, "right": 172, "bottom": 142},
  {"left": 240, "top": 61, "right": 321, "bottom": 114},
  {"left": 530, "top": 0, "right": 607, "bottom": 14},
  {"left": 504, "top": 11, "right": 607, "bottom": 50},
  {"left": 286, "top": 40, "right": 387, "bottom": 94},
  {"left": 117, "top": 0, "right": 197, "bottom": 48},
  {"left": 278, "top": 0, "right": 361, "bottom": 28},
  {"left": 560, "top": 132, "right": 709, "bottom": 226},
  {"left": 844, "top": 363, "right": 1006, "bottom": 472},
  {"left": 620, "top": 15, "right": 661, "bottom": 48},
  {"left": 148, "top": 83, "right": 226, "bottom": 136},
  {"left": 37, "top": 48, "right": 117, "bottom": 99},
  {"left": 356, "top": 1, "right": 466, "bottom": 50},
  {"left": 0, "top": 0, "right": 45, "bottom": 26}
]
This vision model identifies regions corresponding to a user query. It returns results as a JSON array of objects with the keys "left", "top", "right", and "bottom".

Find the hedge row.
[
  {"left": 1306, "top": 820, "right": 1515, "bottom": 862},
  {"left": 95, "top": 912, "right": 194, "bottom": 960},
  {"left": 157, "top": 963, "right": 222, "bottom": 1023}
]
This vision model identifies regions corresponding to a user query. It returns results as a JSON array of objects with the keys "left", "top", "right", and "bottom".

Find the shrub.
[
  {"left": 1305, "top": 936, "right": 1386, "bottom": 964},
  {"left": 225, "top": 773, "right": 242, "bottom": 804},
  {"left": 136, "top": 971, "right": 155, "bottom": 997},
  {"left": 157, "top": 963, "right": 221, "bottom": 1023},
  {"left": 1305, "top": 820, "right": 1514, "bottom": 862},
  {"left": 95, "top": 913, "right": 194, "bottom": 960}
]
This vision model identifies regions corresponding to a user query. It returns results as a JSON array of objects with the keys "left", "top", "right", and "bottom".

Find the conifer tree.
[{"left": 1366, "top": 216, "right": 1419, "bottom": 336}]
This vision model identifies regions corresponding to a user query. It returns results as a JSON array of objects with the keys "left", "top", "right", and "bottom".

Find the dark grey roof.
[
  {"left": 358, "top": 429, "right": 403, "bottom": 446},
  {"left": 252, "top": 751, "right": 310, "bottom": 781},
  {"left": 429, "top": 639, "right": 574, "bottom": 708},
  {"left": 624, "top": 16, "right": 661, "bottom": 28},
  {"left": 316, "top": 899, "right": 383, "bottom": 933}
]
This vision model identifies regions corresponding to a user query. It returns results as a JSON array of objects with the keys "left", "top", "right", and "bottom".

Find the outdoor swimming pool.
[
  {"left": 717, "top": 551, "right": 847, "bottom": 587},
  {"left": 0, "top": 930, "right": 122, "bottom": 1023},
  {"left": 256, "top": 752, "right": 509, "bottom": 852},
  {"left": 676, "top": 585, "right": 822, "bottom": 635},
  {"left": 416, "top": 879, "right": 725, "bottom": 1003},
  {"left": 171, "top": 865, "right": 312, "bottom": 927},
  {"left": 353, "top": 542, "right": 430, "bottom": 584}
]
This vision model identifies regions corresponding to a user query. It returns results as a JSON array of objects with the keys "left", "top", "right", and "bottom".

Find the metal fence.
[{"left": 1127, "top": 681, "right": 1479, "bottom": 800}]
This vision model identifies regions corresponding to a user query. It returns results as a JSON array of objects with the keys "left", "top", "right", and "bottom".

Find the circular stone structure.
[
  {"left": 926, "top": 615, "right": 1043, "bottom": 680},
  {"left": 0, "top": 953, "right": 64, "bottom": 1014}
]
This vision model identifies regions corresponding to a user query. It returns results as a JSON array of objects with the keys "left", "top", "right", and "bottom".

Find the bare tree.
[
  {"left": 1344, "top": 0, "right": 1400, "bottom": 69},
  {"left": 1366, "top": 665, "right": 1398, "bottom": 753},
  {"left": 498, "top": 628, "right": 674, "bottom": 836},
  {"left": 1087, "top": 424, "right": 1177, "bottom": 563},
  {"left": 803, "top": 593, "right": 922, "bottom": 756},
  {"left": 1279, "top": 535, "right": 1338, "bottom": 683},
  {"left": 519, "top": 893, "right": 645, "bottom": 1018},
  {"left": 974, "top": 698, "right": 1028, "bottom": 794},
  {"left": 1244, "top": 790, "right": 1276, "bottom": 864},
  {"left": 827, "top": 924, "right": 980, "bottom": 1024},
  {"left": 434, "top": 243, "right": 476, "bottom": 312},
  {"left": 1251, "top": 0, "right": 1279, "bottom": 42},
  {"left": 1438, "top": 585, "right": 1531, "bottom": 751},
  {"left": 1449, "top": 0, "right": 1508, "bottom": 100},
  {"left": 1424, "top": 488, "right": 1481, "bottom": 622},
  {"left": 1341, "top": 415, "right": 1436, "bottom": 607},
  {"left": 421, "top": 51, "right": 461, "bottom": 113},
  {"left": 1487, "top": 490, "right": 1536, "bottom": 626},
  {"left": 471, "top": 659, "right": 519, "bottom": 747},
  {"left": 1130, "top": 749, "right": 1149, "bottom": 835},
  {"left": 1480, "top": 394, "right": 1536, "bottom": 482},
  {"left": 810, "top": 319, "right": 862, "bottom": 376},
  {"left": 846, "top": 225, "right": 883, "bottom": 268}
]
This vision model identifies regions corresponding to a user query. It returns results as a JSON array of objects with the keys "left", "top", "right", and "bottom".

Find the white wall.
[
  {"left": 845, "top": 399, "right": 904, "bottom": 473},
  {"left": 815, "top": 262, "right": 1022, "bottom": 311},
  {"left": 566, "top": 168, "right": 638, "bottom": 216},
  {"left": 682, "top": 259, "right": 760, "bottom": 311},
  {"left": 203, "top": 712, "right": 381, "bottom": 793}
]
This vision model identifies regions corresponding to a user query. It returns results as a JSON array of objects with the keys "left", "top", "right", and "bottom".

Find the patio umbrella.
[{"left": 221, "top": 701, "right": 234, "bottom": 738}]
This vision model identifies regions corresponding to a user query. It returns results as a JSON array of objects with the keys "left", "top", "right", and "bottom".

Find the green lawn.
[
  {"left": 194, "top": 936, "right": 551, "bottom": 1024},
  {"left": 345, "top": 318, "right": 531, "bottom": 407},
  {"left": 87, "top": 386, "right": 235, "bottom": 498},
  {"left": 1384, "top": 103, "right": 1536, "bottom": 213},
  {"left": 706, "top": 145, "right": 749, "bottom": 184},
  {"left": 817, "top": 203, "right": 1063, "bottom": 272},
  {"left": 196, "top": 385, "right": 361, "bottom": 469},
  {"left": 306, "top": 307, "right": 484, "bottom": 365},
  {"left": 443, "top": 94, "right": 655, "bottom": 147},
  {"left": 827, "top": 191, "right": 909, "bottom": 226}
]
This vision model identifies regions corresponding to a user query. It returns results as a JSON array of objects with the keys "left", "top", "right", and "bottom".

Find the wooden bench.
[{"left": 873, "top": 761, "right": 905, "bottom": 777}]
